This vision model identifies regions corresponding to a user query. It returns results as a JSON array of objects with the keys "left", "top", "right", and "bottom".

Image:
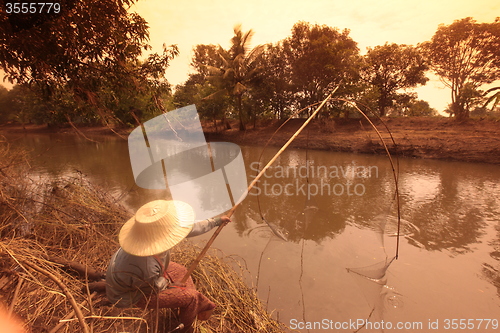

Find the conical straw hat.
[{"left": 119, "top": 200, "right": 195, "bottom": 256}]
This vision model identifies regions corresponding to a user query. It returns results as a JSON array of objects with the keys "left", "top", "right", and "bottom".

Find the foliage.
[
  {"left": 205, "top": 25, "right": 264, "bottom": 130},
  {"left": 174, "top": 76, "right": 229, "bottom": 131},
  {"left": 0, "top": 0, "right": 147, "bottom": 85},
  {"left": 174, "top": 45, "right": 232, "bottom": 129},
  {"left": 390, "top": 97, "right": 439, "bottom": 117},
  {"left": 0, "top": 0, "right": 178, "bottom": 125},
  {"left": 253, "top": 43, "right": 295, "bottom": 119},
  {"left": 282, "top": 22, "right": 361, "bottom": 115},
  {"left": 421, "top": 17, "right": 500, "bottom": 120},
  {"left": 0, "top": 84, "right": 55, "bottom": 125},
  {"left": 0, "top": 85, "right": 10, "bottom": 123},
  {"left": 190, "top": 44, "right": 225, "bottom": 77},
  {"left": 362, "top": 43, "right": 428, "bottom": 116}
]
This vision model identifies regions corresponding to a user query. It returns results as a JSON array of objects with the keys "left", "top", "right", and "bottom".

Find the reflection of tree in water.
[
  {"left": 238, "top": 142, "right": 405, "bottom": 332},
  {"left": 483, "top": 220, "right": 500, "bottom": 297},
  {"left": 402, "top": 170, "right": 486, "bottom": 253},
  {"left": 236, "top": 161, "right": 396, "bottom": 243}
]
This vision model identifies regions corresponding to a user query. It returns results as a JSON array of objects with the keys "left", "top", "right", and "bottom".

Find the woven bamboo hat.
[{"left": 119, "top": 200, "right": 195, "bottom": 256}]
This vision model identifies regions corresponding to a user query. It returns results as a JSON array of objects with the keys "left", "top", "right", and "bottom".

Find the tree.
[
  {"left": 177, "top": 44, "right": 231, "bottom": 129},
  {"left": 393, "top": 98, "right": 438, "bottom": 117},
  {"left": 282, "top": 22, "right": 361, "bottom": 114},
  {"left": 422, "top": 17, "right": 500, "bottom": 120},
  {"left": 254, "top": 42, "right": 294, "bottom": 119},
  {"left": 361, "top": 43, "right": 428, "bottom": 116},
  {"left": 206, "top": 25, "right": 264, "bottom": 130},
  {"left": 174, "top": 76, "right": 229, "bottom": 132},
  {"left": 0, "top": 0, "right": 149, "bottom": 85},
  {"left": 1, "top": 84, "right": 51, "bottom": 126},
  {"left": 0, "top": 85, "right": 10, "bottom": 123},
  {"left": 177, "top": 44, "right": 232, "bottom": 129},
  {"left": 0, "top": 0, "right": 178, "bottom": 125},
  {"left": 190, "top": 44, "right": 225, "bottom": 78}
]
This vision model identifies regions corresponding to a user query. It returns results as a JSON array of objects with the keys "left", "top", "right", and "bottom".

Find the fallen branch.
[
  {"left": 65, "top": 115, "right": 99, "bottom": 144},
  {"left": 49, "top": 292, "right": 97, "bottom": 333},
  {"left": 48, "top": 256, "right": 104, "bottom": 282},
  {"left": 20, "top": 260, "right": 89, "bottom": 333}
]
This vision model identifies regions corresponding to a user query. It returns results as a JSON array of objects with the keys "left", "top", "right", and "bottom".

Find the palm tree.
[
  {"left": 483, "top": 86, "right": 500, "bottom": 112},
  {"left": 207, "top": 25, "right": 264, "bottom": 131}
]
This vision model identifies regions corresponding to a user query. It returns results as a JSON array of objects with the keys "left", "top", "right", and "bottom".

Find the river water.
[{"left": 5, "top": 132, "right": 500, "bottom": 332}]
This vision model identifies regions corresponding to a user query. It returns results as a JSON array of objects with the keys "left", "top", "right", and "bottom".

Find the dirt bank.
[
  {"left": 2, "top": 117, "right": 500, "bottom": 165},
  {"left": 205, "top": 117, "right": 500, "bottom": 165}
]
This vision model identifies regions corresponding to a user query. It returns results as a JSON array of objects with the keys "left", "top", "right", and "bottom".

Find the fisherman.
[{"left": 106, "top": 200, "right": 231, "bottom": 332}]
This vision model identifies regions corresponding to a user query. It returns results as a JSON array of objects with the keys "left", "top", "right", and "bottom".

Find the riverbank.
[
  {"left": 2, "top": 117, "right": 500, "bottom": 164},
  {"left": 204, "top": 117, "right": 500, "bottom": 165}
]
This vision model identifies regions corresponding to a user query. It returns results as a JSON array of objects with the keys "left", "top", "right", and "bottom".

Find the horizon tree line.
[{"left": 0, "top": 0, "right": 498, "bottom": 127}]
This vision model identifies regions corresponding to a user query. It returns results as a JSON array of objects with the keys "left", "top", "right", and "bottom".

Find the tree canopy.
[
  {"left": 203, "top": 25, "right": 264, "bottom": 130},
  {"left": 362, "top": 43, "right": 428, "bottom": 116},
  {"left": 0, "top": 0, "right": 178, "bottom": 125},
  {"left": 8, "top": 11, "right": 499, "bottom": 127},
  {"left": 283, "top": 22, "right": 361, "bottom": 113},
  {"left": 422, "top": 17, "right": 500, "bottom": 120},
  {"left": 1, "top": 0, "right": 150, "bottom": 84}
]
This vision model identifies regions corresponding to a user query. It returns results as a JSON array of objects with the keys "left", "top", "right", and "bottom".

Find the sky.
[{"left": 129, "top": 0, "right": 500, "bottom": 113}]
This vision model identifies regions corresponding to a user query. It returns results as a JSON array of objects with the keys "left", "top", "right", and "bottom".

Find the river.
[{"left": 5, "top": 131, "right": 500, "bottom": 332}]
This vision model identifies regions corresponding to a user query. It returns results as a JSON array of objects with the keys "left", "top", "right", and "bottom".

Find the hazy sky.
[{"left": 130, "top": 0, "right": 500, "bottom": 112}]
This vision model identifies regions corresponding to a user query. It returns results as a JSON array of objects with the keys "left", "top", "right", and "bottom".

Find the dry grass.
[{"left": 0, "top": 137, "right": 288, "bottom": 333}]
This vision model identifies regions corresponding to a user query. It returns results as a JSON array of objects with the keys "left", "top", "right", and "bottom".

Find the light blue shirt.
[{"left": 106, "top": 217, "right": 221, "bottom": 307}]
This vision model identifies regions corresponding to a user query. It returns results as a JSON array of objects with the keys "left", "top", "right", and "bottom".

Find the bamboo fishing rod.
[{"left": 180, "top": 87, "right": 338, "bottom": 283}]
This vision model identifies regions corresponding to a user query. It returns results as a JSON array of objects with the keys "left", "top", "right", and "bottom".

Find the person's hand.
[{"left": 220, "top": 216, "right": 231, "bottom": 224}]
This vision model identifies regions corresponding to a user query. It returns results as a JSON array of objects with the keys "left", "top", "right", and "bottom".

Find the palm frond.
[
  {"left": 483, "top": 92, "right": 500, "bottom": 110},
  {"left": 246, "top": 44, "right": 265, "bottom": 64},
  {"left": 482, "top": 86, "right": 500, "bottom": 111},
  {"left": 205, "top": 65, "right": 224, "bottom": 76}
]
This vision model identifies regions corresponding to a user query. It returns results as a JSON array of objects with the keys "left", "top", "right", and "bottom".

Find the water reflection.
[
  {"left": 401, "top": 168, "right": 492, "bottom": 253},
  {"left": 4, "top": 132, "right": 500, "bottom": 331},
  {"left": 484, "top": 217, "right": 500, "bottom": 297},
  {"left": 9, "top": 132, "right": 500, "bottom": 252}
]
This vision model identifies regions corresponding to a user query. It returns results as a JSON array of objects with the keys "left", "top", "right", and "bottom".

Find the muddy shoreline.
[
  {"left": 204, "top": 117, "right": 500, "bottom": 165},
  {"left": 2, "top": 117, "right": 500, "bottom": 165}
]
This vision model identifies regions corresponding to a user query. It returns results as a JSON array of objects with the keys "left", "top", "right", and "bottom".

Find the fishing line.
[{"left": 246, "top": 101, "right": 330, "bottom": 290}]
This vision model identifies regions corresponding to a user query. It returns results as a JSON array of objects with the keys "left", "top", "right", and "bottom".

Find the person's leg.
[
  {"left": 165, "top": 261, "right": 216, "bottom": 320},
  {"left": 137, "top": 287, "right": 215, "bottom": 327},
  {"left": 136, "top": 261, "right": 216, "bottom": 329}
]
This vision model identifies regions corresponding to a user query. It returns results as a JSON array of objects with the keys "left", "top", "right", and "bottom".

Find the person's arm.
[
  {"left": 146, "top": 256, "right": 170, "bottom": 291},
  {"left": 187, "top": 216, "right": 231, "bottom": 237}
]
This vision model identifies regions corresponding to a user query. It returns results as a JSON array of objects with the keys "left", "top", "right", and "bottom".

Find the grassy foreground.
[{"left": 0, "top": 138, "right": 287, "bottom": 333}]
